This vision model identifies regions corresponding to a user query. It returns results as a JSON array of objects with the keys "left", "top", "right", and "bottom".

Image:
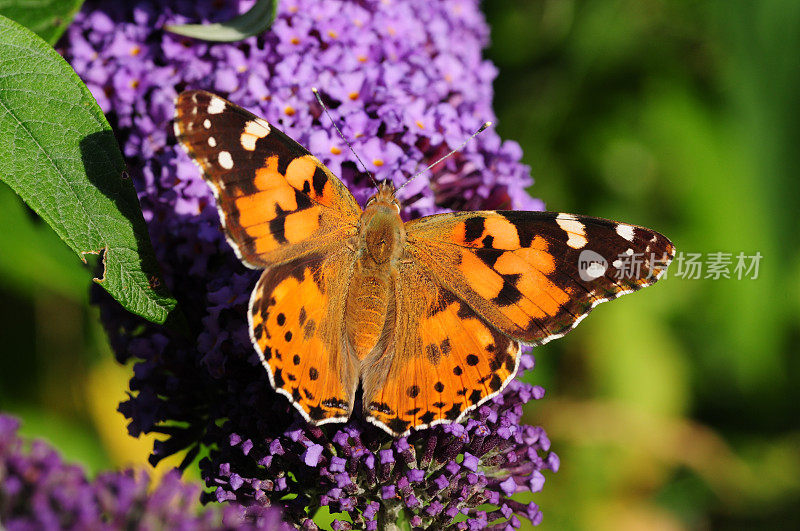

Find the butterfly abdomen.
[{"left": 345, "top": 262, "right": 393, "bottom": 361}]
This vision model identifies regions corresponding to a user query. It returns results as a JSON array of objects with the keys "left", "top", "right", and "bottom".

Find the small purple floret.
[{"left": 302, "top": 444, "right": 324, "bottom": 467}]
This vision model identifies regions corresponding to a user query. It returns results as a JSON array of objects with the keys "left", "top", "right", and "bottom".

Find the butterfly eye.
[{"left": 366, "top": 197, "right": 376, "bottom": 207}]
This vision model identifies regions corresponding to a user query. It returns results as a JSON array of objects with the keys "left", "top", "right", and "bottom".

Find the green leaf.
[
  {"left": 0, "top": 0, "right": 84, "bottom": 44},
  {"left": 0, "top": 15, "right": 178, "bottom": 324},
  {"left": 165, "top": 0, "right": 277, "bottom": 42}
]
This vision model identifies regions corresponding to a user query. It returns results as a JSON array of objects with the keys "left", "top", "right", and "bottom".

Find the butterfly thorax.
[{"left": 345, "top": 183, "right": 405, "bottom": 361}]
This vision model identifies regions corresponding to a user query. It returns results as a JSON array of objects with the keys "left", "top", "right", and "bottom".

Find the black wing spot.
[
  {"left": 308, "top": 405, "right": 326, "bottom": 420},
  {"left": 298, "top": 307, "right": 307, "bottom": 326},
  {"left": 425, "top": 343, "right": 440, "bottom": 365},
  {"left": 274, "top": 368, "right": 285, "bottom": 388},
  {"left": 303, "top": 388, "right": 315, "bottom": 400},
  {"left": 294, "top": 188, "right": 313, "bottom": 210},
  {"left": 276, "top": 313, "right": 286, "bottom": 326},
  {"left": 440, "top": 339, "right": 451, "bottom": 355},
  {"left": 262, "top": 346, "right": 272, "bottom": 361},
  {"left": 457, "top": 388, "right": 467, "bottom": 396},
  {"left": 468, "top": 389, "right": 482, "bottom": 405},
  {"left": 322, "top": 397, "right": 349, "bottom": 411},
  {"left": 475, "top": 248, "right": 500, "bottom": 267},
  {"left": 466, "top": 354, "right": 479, "bottom": 366},
  {"left": 405, "top": 407, "right": 421, "bottom": 416},
  {"left": 406, "top": 385, "right": 420, "bottom": 398},
  {"left": 488, "top": 374, "right": 503, "bottom": 392},
  {"left": 463, "top": 217, "right": 486, "bottom": 242},
  {"left": 434, "top": 382, "right": 444, "bottom": 393},
  {"left": 303, "top": 319, "right": 316, "bottom": 339},
  {"left": 284, "top": 331, "right": 293, "bottom": 342},
  {"left": 292, "top": 387, "right": 302, "bottom": 401},
  {"left": 492, "top": 274, "right": 523, "bottom": 306},
  {"left": 387, "top": 417, "right": 410, "bottom": 434},
  {"left": 444, "top": 403, "right": 463, "bottom": 420},
  {"left": 253, "top": 323, "right": 264, "bottom": 339},
  {"left": 312, "top": 167, "right": 328, "bottom": 197},
  {"left": 432, "top": 401, "right": 445, "bottom": 409},
  {"left": 453, "top": 365, "right": 463, "bottom": 376},
  {"left": 293, "top": 354, "right": 301, "bottom": 365},
  {"left": 269, "top": 211, "right": 287, "bottom": 244},
  {"left": 309, "top": 367, "right": 319, "bottom": 380},
  {"left": 419, "top": 411, "right": 436, "bottom": 424},
  {"left": 369, "top": 402, "right": 393, "bottom": 415}
]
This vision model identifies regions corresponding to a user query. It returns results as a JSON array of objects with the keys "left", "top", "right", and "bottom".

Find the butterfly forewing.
[
  {"left": 174, "top": 90, "right": 361, "bottom": 268},
  {"left": 405, "top": 211, "right": 674, "bottom": 346}
]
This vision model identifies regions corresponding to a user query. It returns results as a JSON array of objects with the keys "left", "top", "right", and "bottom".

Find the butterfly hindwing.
[
  {"left": 174, "top": 90, "right": 361, "bottom": 268},
  {"left": 362, "top": 259, "right": 520, "bottom": 436},
  {"left": 405, "top": 211, "right": 674, "bottom": 346},
  {"left": 249, "top": 250, "right": 359, "bottom": 424}
]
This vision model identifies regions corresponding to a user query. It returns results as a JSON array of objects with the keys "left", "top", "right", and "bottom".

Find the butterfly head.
[
  {"left": 360, "top": 180, "right": 404, "bottom": 264},
  {"left": 365, "top": 180, "right": 400, "bottom": 212}
]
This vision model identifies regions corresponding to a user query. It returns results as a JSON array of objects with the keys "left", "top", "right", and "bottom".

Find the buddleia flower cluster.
[
  {"left": 0, "top": 414, "right": 289, "bottom": 530},
  {"left": 60, "top": 0, "right": 558, "bottom": 528}
]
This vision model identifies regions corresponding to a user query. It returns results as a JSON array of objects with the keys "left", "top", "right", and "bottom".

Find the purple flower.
[
  {"left": 0, "top": 414, "right": 290, "bottom": 530},
  {"left": 60, "top": 0, "right": 555, "bottom": 528}
]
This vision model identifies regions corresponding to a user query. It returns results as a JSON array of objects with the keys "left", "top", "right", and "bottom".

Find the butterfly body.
[
  {"left": 345, "top": 182, "right": 405, "bottom": 361},
  {"left": 174, "top": 90, "right": 675, "bottom": 436}
]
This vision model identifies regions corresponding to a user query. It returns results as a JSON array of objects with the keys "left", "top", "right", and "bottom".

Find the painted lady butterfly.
[{"left": 174, "top": 90, "right": 674, "bottom": 436}]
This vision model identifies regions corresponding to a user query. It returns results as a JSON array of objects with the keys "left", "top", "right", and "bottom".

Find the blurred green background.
[{"left": 1, "top": 0, "right": 799, "bottom": 529}]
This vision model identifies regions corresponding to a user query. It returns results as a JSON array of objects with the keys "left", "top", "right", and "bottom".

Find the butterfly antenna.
[
  {"left": 312, "top": 87, "right": 379, "bottom": 190},
  {"left": 397, "top": 121, "right": 492, "bottom": 193}
]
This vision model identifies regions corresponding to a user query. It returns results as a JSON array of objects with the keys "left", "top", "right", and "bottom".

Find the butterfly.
[{"left": 173, "top": 90, "right": 674, "bottom": 437}]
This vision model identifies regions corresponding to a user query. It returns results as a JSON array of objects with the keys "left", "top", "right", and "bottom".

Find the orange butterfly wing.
[
  {"left": 249, "top": 251, "right": 359, "bottom": 424},
  {"left": 174, "top": 91, "right": 361, "bottom": 424},
  {"left": 174, "top": 90, "right": 361, "bottom": 268},
  {"left": 404, "top": 211, "right": 675, "bottom": 346},
  {"left": 363, "top": 210, "right": 673, "bottom": 435},
  {"left": 362, "top": 259, "right": 520, "bottom": 436}
]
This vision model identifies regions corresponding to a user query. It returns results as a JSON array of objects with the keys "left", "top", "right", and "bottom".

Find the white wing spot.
[
  {"left": 208, "top": 97, "right": 226, "bottom": 115},
  {"left": 203, "top": 119, "right": 211, "bottom": 129},
  {"left": 172, "top": 121, "right": 181, "bottom": 138},
  {"left": 208, "top": 137, "right": 217, "bottom": 147},
  {"left": 616, "top": 224, "right": 635, "bottom": 242},
  {"left": 240, "top": 118, "right": 271, "bottom": 151},
  {"left": 218, "top": 151, "right": 234, "bottom": 169},
  {"left": 556, "top": 213, "right": 587, "bottom": 249}
]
